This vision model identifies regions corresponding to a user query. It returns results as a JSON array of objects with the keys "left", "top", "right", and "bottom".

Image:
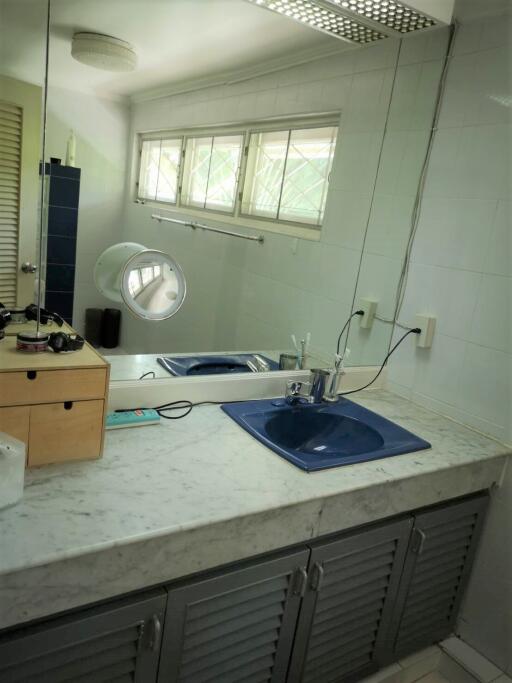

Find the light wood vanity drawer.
[
  {"left": 28, "top": 400, "right": 104, "bottom": 467},
  {"left": 0, "top": 368, "right": 107, "bottom": 407},
  {"left": 0, "top": 406, "right": 30, "bottom": 449}
]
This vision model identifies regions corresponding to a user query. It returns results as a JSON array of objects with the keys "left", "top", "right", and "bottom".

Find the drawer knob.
[
  {"left": 27, "top": 371, "right": 37, "bottom": 380},
  {"left": 64, "top": 402, "right": 73, "bottom": 410}
]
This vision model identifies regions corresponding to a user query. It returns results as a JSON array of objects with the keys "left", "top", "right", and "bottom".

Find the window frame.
[
  {"left": 137, "top": 136, "right": 185, "bottom": 205},
  {"left": 135, "top": 114, "right": 340, "bottom": 235},
  {"left": 179, "top": 131, "right": 245, "bottom": 216}
]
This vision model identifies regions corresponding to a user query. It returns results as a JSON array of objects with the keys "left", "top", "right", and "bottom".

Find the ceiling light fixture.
[
  {"left": 71, "top": 32, "right": 137, "bottom": 72},
  {"left": 246, "top": 0, "right": 454, "bottom": 44},
  {"left": 250, "top": 0, "right": 387, "bottom": 43}
]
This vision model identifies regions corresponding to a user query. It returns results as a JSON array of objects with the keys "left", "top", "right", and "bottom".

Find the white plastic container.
[{"left": 0, "top": 432, "right": 25, "bottom": 510}]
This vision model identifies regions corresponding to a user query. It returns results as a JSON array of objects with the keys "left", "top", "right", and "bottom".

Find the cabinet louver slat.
[
  {"left": 0, "top": 592, "right": 166, "bottom": 683},
  {"left": 288, "top": 518, "right": 412, "bottom": 683},
  {"left": 2, "top": 626, "right": 138, "bottom": 681},
  {"left": 184, "top": 615, "right": 281, "bottom": 655},
  {"left": 318, "top": 563, "right": 395, "bottom": 601},
  {"left": 158, "top": 550, "right": 308, "bottom": 683},
  {"left": 312, "top": 608, "right": 384, "bottom": 641},
  {"left": 182, "top": 628, "right": 279, "bottom": 677},
  {"left": 18, "top": 655, "right": 137, "bottom": 683},
  {"left": 390, "top": 493, "right": 489, "bottom": 658},
  {"left": 184, "top": 585, "right": 286, "bottom": 634},
  {"left": 0, "top": 100, "right": 22, "bottom": 307}
]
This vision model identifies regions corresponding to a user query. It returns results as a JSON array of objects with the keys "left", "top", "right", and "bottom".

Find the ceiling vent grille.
[
  {"left": 246, "top": 0, "right": 454, "bottom": 44},
  {"left": 326, "top": 0, "right": 436, "bottom": 33}
]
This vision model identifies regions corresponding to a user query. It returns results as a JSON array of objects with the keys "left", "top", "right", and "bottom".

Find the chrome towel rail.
[{"left": 151, "top": 214, "right": 264, "bottom": 243}]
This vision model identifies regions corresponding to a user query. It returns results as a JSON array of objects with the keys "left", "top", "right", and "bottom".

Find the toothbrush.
[
  {"left": 339, "top": 347, "right": 351, "bottom": 371},
  {"left": 301, "top": 333, "right": 311, "bottom": 369},
  {"left": 333, "top": 347, "right": 351, "bottom": 372}
]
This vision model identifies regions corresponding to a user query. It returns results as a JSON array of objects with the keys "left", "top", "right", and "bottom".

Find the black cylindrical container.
[
  {"left": 101, "top": 308, "right": 121, "bottom": 349},
  {"left": 84, "top": 308, "right": 103, "bottom": 348}
]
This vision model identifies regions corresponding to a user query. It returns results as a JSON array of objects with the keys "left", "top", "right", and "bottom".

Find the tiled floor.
[
  {"left": 360, "top": 640, "right": 511, "bottom": 683},
  {"left": 418, "top": 674, "right": 451, "bottom": 683}
]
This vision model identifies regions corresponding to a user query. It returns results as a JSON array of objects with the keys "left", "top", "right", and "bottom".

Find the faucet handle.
[{"left": 285, "top": 380, "right": 311, "bottom": 405}]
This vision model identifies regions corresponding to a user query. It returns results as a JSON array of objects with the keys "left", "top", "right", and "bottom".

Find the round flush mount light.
[{"left": 71, "top": 32, "right": 137, "bottom": 72}]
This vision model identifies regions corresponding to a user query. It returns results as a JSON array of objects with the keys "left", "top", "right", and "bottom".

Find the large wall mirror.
[
  {"left": 0, "top": 0, "right": 49, "bottom": 311},
  {"left": 1, "top": 0, "right": 450, "bottom": 381}
]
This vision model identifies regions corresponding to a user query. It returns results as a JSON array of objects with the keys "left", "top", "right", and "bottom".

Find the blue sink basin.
[
  {"left": 222, "top": 398, "right": 430, "bottom": 472},
  {"left": 157, "top": 354, "right": 279, "bottom": 377}
]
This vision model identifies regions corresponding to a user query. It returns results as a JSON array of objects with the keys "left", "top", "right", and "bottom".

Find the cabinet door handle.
[
  {"left": 412, "top": 528, "right": 427, "bottom": 555},
  {"left": 310, "top": 562, "right": 324, "bottom": 592},
  {"left": 292, "top": 567, "right": 308, "bottom": 597},
  {"left": 149, "top": 614, "right": 162, "bottom": 652}
]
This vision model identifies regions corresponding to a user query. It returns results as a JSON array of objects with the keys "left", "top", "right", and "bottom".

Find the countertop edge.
[{"left": 0, "top": 452, "right": 506, "bottom": 633}]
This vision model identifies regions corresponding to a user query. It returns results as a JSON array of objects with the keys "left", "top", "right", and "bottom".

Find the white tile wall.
[
  {"left": 387, "top": 11, "right": 511, "bottom": 445},
  {"left": 458, "top": 459, "right": 512, "bottom": 676},
  {"left": 386, "top": 8, "right": 511, "bottom": 675}
]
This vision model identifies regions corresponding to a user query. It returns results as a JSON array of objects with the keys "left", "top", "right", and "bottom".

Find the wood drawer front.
[
  {"left": 28, "top": 400, "right": 104, "bottom": 467},
  {"left": 0, "top": 406, "right": 30, "bottom": 449},
  {"left": 0, "top": 368, "right": 107, "bottom": 407}
]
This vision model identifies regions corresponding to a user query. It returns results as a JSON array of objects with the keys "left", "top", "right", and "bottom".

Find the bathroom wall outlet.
[
  {"left": 415, "top": 314, "right": 436, "bottom": 348},
  {"left": 359, "top": 299, "right": 378, "bottom": 329}
]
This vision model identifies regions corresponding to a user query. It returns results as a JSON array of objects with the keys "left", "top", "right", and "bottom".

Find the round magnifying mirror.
[
  {"left": 94, "top": 243, "right": 186, "bottom": 321},
  {"left": 122, "top": 249, "right": 185, "bottom": 320}
]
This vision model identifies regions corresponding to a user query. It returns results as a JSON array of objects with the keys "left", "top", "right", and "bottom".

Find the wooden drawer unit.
[
  {"left": 0, "top": 368, "right": 107, "bottom": 407},
  {"left": 28, "top": 400, "right": 105, "bottom": 467},
  {"left": 0, "top": 406, "right": 30, "bottom": 449},
  {"left": 0, "top": 332, "right": 109, "bottom": 467}
]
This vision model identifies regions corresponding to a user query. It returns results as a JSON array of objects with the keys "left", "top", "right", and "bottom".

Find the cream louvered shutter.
[{"left": 0, "top": 100, "right": 22, "bottom": 307}]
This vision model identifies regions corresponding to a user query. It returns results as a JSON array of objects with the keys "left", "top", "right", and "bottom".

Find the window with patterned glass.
[
  {"left": 136, "top": 118, "right": 338, "bottom": 232},
  {"left": 181, "top": 134, "right": 243, "bottom": 213},
  {"left": 241, "top": 125, "right": 337, "bottom": 226},
  {"left": 138, "top": 137, "right": 183, "bottom": 203}
]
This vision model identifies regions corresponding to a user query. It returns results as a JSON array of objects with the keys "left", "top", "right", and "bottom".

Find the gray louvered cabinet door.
[
  {"left": 288, "top": 518, "right": 413, "bottom": 683},
  {"left": 0, "top": 590, "right": 166, "bottom": 683},
  {"left": 158, "top": 549, "right": 309, "bottom": 683},
  {"left": 389, "top": 492, "right": 489, "bottom": 658}
]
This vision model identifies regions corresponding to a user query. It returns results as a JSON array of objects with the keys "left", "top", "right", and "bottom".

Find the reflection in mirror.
[
  {"left": 0, "top": 0, "right": 48, "bottom": 309},
  {"left": 94, "top": 242, "right": 186, "bottom": 321},
  {"left": 124, "top": 257, "right": 184, "bottom": 320},
  {"left": 5, "top": 0, "right": 455, "bottom": 380}
]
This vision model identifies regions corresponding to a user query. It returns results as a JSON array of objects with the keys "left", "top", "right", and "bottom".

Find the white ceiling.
[
  {"left": 1, "top": 0, "right": 508, "bottom": 100},
  {"left": 0, "top": 0, "right": 339, "bottom": 99}
]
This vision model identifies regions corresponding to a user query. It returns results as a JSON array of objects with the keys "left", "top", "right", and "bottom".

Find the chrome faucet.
[{"left": 285, "top": 366, "right": 343, "bottom": 405}]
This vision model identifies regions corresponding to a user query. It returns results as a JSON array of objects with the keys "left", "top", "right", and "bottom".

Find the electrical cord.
[
  {"left": 154, "top": 399, "right": 230, "bottom": 420},
  {"left": 336, "top": 310, "right": 364, "bottom": 356},
  {"left": 139, "top": 371, "right": 156, "bottom": 380},
  {"left": 374, "top": 314, "right": 415, "bottom": 331},
  {"left": 339, "top": 327, "right": 420, "bottom": 397},
  {"left": 139, "top": 370, "right": 156, "bottom": 379},
  {"left": 155, "top": 400, "right": 194, "bottom": 419},
  {"left": 392, "top": 23, "right": 458, "bottom": 324}
]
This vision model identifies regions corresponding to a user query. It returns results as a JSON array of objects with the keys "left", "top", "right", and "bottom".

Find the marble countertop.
[{"left": 0, "top": 389, "right": 509, "bottom": 630}]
